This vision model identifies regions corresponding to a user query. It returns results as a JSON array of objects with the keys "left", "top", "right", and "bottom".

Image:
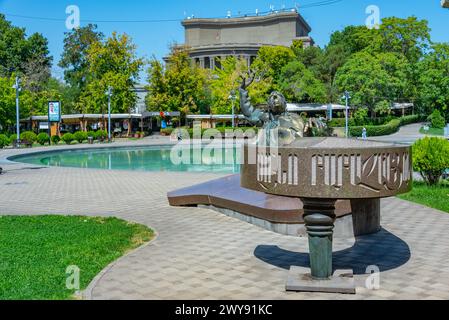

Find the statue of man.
[{"left": 239, "top": 72, "right": 306, "bottom": 146}]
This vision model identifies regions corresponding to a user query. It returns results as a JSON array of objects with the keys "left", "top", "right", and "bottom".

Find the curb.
[{"left": 82, "top": 227, "right": 160, "bottom": 300}]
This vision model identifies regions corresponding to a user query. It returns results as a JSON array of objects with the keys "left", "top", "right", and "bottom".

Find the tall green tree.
[
  {"left": 59, "top": 24, "right": 104, "bottom": 112},
  {"left": 279, "top": 60, "right": 326, "bottom": 103},
  {"left": 0, "top": 76, "right": 16, "bottom": 130},
  {"left": 416, "top": 43, "right": 449, "bottom": 120},
  {"left": 335, "top": 51, "right": 407, "bottom": 114},
  {"left": 251, "top": 46, "right": 295, "bottom": 91},
  {"left": 81, "top": 32, "right": 144, "bottom": 114},
  {"left": 378, "top": 16, "right": 431, "bottom": 63},
  {"left": 0, "top": 15, "right": 52, "bottom": 79},
  {"left": 146, "top": 46, "right": 210, "bottom": 117}
]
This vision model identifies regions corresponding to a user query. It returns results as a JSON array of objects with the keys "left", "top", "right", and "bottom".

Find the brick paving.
[{"left": 1, "top": 140, "right": 449, "bottom": 300}]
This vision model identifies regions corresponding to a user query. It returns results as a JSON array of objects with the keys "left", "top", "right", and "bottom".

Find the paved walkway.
[
  {"left": 367, "top": 123, "right": 426, "bottom": 145},
  {"left": 1, "top": 141, "right": 449, "bottom": 300}
]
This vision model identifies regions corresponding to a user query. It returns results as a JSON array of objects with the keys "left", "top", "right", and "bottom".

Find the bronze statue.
[{"left": 239, "top": 70, "right": 326, "bottom": 146}]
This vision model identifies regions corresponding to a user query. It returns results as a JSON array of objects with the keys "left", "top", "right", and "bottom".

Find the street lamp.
[
  {"left": 12, "top": 76, "right": 21, "bottom": 146},
  {"left": 228, "top": 89, "right": 237, "bottom": 128},
  {"left": 106, "top": 86, "right": 113, "bottom": 142},
  {"left": 342, "top": 91, "right": 351, "bottom": 138}
]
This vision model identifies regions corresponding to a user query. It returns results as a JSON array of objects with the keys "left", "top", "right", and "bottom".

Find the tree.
[
  {"left": 279, "top": 60, "right": 326, "bottom": 103},
  {"left": 0, "top": 14, "right": 28, "bottom": 76},
  {"left": 81, "top": 32, "right": 144, "bottom": 114},
  {"left": 328, "top": 25, "right": 378, "bottom": 55},
  {"left": 378, "top": 16, "right": 431, "bottom": 63},
  {"left": 251, "top": 46, "right": 295, "bottom": 91},
  {"left": 0, "top": 15, "right": 55, "bottom": 130},
  {"left": 145, "top": 58, "right": 168, "bottom": 112},
  {"left": 335, "top": 52, "right": 408, "bottom": 115},
  {"left": 146, "top": 46, "right": 210, "bottom": 118},
  {"left": 0, "top": 76, "right": 16, "bottom": 130},
  {"left": 374, "top": 100, "right": 391, "bottom": 117},
  {"left": 0, "top": 15, "right": 52, "bottom": 79},
  {"left": 416, "top": 43, "right": 449, "bottom": 120},
  {"left": 59, "top": 24, "right": 104, "bottom": 90}
]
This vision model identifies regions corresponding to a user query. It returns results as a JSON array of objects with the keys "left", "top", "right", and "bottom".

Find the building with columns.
[{"left": 180, "top": 10, "right": 314, "bottom": 69}]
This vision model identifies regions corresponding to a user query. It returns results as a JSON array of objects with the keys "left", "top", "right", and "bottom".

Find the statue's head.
[{"left": 267, "top": 92, "right": 287, "bottom": 115}]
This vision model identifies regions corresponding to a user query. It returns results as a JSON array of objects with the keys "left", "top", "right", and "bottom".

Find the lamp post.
[
  {"left": 342, "top": 91, "right": 351, "bottom": 138},
  {"left": 228, "top": 90, "right": 237, "bottom": 128},
  {"left": 106, "top": 86, "right": 113, "bottom": 142},
  {"left": 12, "top": 76, "right": 21, "bottom": 145}
]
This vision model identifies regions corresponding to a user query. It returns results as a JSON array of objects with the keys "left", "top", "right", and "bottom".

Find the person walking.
[{"left": 362, "top": 127, "right": 367, "bottom": 140}]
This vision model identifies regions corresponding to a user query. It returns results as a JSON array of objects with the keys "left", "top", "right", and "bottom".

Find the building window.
[
  {"left": 214, "top": 57, "right": 222, "bottom": 69},
  {"left": 204, "top": 57, "right": 211, "bottom": 69},
  {"left": 250, "top": 56, "right": 257, "bottom": 65}
]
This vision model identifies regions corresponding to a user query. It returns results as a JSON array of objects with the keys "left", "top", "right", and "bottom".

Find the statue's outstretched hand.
[{"left": 239, "top": 70, "right": 256, "bottom": 90}]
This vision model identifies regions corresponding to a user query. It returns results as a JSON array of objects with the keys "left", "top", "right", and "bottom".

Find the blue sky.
[{"left": 0, "top": 0, "right": 448, "bottom": 81}]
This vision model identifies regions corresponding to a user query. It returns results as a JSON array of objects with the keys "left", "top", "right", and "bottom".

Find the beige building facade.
[{"left": 180, "top": 10, "right": 314, "bottom": 68}]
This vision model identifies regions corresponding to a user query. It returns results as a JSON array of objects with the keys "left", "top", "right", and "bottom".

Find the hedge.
[
  {"left": 162, "top": 127, "right": 259, "bottom": 139},
  {"left": 0, "top": 134, "right": 9, "bottom": 149},
  {"left": 349, "top": 115, "right": 421, "bottom": 137},
  {"left": 328, "top": 118, "right": 355, "bottom": 128}
]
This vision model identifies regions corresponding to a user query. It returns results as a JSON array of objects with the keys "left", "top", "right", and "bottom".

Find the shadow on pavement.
[{"left": 254, "top": 228, "right": 410, "bottom": 275}]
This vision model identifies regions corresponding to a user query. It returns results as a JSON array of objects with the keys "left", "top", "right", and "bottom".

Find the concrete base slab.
[{"left": 286, "top": 267, "right": 356, "bottom": 294}]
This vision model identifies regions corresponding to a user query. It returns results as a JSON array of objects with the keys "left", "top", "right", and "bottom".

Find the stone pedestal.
[
  {"left": 286, "top": 198, "right": 356, "bottom": 293},
  {"left": 351, "top": 199, "right": 381, "bottom": 236},
  {"left": 302, "top": 198, "right": 336, "bottom": 279}
]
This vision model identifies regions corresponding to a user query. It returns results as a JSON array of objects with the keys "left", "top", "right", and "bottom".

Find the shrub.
[
  {"left": 51, "top": 135, "right": 61, "bottom": 145},
  {"left": 374, "top": 100, "right": 391, "bottom": 116},
  {"left": 328, "top": 118, "right": 355, "bottom": 128},
  {"left": 36, "top": 133, "right": 50, "bottom": 146},
  {"left": 428, "top": 110, "right": 446, "bottom": 129},
  {"left": 0, "top": 134, "right": 9, "bottom": 149},
  {"left": 95, "top": 130, "right": 108, "bottom": 141},
  {"left": 173, "top": 127, "right": 259, "bottom": 139},
  {"left": 20, "top": 131, "right": 37, "bottom": 143},
  {"left": 87, "top": 131, "right": 97, "bottom": 140},
  {"left": 413, "top": 137, "right": 449, "bottom": 185},
  {"left": 353, "top": 108, "right": 369, "bottom": 126},
  {"left": 400, "top": 115, "right": 420, "bottom": 126},
  {"left": 9, "top": 134, "right": 17, "bottom": 145},
  {"left": 350, "top": 119, "right": 401, "bottom": 137},
  {"left": 74, "top": 131, "right": 88, "bottom": 143},
  {"left": 160, "top": 128, "right": 174, "bottom": 136},
  {"left": 62, "top": 133, "right": 75, "bottom": 145}
]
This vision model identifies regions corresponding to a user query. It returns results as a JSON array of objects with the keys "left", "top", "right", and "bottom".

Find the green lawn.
[
  {"left": 0, "top": 215, "right": 153, "bottom": 300},
  {"left": 399, "top": 181, "right": 449, "bottom": 213},
  {"left": 419, "top": 127, "right": 444, "bottom": 136}
]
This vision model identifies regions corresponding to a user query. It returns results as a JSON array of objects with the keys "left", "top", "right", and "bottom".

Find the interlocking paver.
[{"left": 1, "top": 140, "right": 449, "bottom": 300}]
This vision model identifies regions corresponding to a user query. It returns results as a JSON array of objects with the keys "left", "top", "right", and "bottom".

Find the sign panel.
[
  {"left": 39, "top": 122, "right": 49, "bottom": 130},
  {"left": 48, "top": 101, "right": 61, "bottom": 122}
]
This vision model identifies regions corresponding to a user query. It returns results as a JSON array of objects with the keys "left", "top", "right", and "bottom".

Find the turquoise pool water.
[{"left": 12, "top": 145, "right": 242, "bottom": 173}]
